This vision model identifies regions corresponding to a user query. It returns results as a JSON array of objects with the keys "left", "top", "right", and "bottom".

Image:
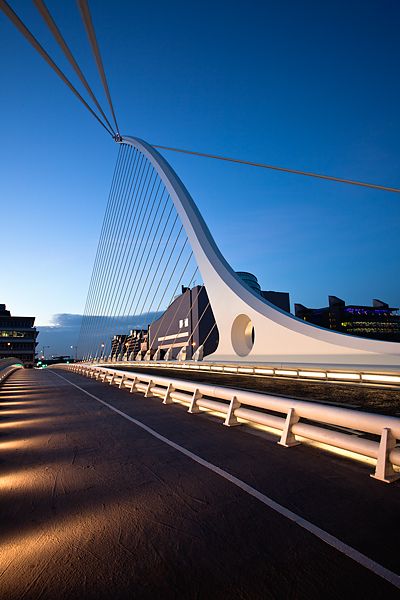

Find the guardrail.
[
  {"left": 0, "top": 357, "right": 23, "bottom": 385},
  {"left": 87, "top": 359, "right": 400, "bottom": 388},
  {"left": 63, "top": 363, "right": 400, "bottom": 484}
]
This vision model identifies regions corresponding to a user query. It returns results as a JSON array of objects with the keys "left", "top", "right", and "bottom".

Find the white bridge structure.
[{"left": 90, "top": 136, "right": 400, "bottom": 369}]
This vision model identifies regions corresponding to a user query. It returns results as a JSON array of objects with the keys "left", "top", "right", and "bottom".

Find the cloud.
[{"left": 36, "top": 312, "right": 162, "bottom": 357}]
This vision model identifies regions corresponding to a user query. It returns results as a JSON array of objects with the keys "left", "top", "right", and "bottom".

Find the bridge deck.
[{"left": 1, "top": 368, "right": 399, "bottom": 599}]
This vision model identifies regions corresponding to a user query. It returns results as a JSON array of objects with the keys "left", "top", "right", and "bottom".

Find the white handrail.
[{"left": 63, "top": 364, "right": 400, "bottom": 483}]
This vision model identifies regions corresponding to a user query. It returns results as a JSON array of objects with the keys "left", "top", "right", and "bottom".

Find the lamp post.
[
  {"left": 100, "top": 343, "right": 105, "bottom": 361},
  {"left": 41, "top": 345, "right": 50, "bottom": 359},
  {"left": 70, "top": 345, "right": 78, "bottom": 361}
]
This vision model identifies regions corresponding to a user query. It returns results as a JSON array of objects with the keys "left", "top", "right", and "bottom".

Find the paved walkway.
[{"left": 0, "top": 367, "right": 399, "bottom": 599}]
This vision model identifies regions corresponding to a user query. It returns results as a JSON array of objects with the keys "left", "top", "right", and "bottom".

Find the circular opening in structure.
[{"left": 231, "top": 314, "right": 255, "bottom": 356}]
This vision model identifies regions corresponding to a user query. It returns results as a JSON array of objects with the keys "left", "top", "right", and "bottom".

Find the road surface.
[{"left": 1, "top": 367, "right": 399, "bottom": 599}]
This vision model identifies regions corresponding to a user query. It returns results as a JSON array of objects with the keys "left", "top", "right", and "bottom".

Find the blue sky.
[{"left": 1, "top": 1, "right": 399, "bottom": 352}]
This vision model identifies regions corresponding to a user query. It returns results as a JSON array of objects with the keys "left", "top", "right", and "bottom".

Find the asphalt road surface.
[{"left": 1, "top": 367, "right": 399, "bottom": 599}]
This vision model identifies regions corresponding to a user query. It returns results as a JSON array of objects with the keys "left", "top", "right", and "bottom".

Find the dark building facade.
[
  {"left": 110, "top": 329, "right": 148, "bottom": 360},
  {"left": 236, "top": 272, "right": 291, "bottom": 313},
  {"left": 148, "top": 274, "right": 290, "bottom": 360},
  {"left": 149, "top": 285, "right": 218, "bottom": 360},
  {"left": 110, "top": 272, "right": 290, "bottom": 361},
  {"left": 295, "top": 296, "right": 400, "bottom": 342},
  {"left": 0, "top": 303, "right": 38, "bottom": 366}
]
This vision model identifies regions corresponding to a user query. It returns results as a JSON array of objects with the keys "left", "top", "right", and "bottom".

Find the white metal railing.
[
  {"left": 63, "top": 363, "right": 400, "bottom": 483},
  {"left": 85, "top": 359, "right": 400, "bottom": 387},
  {"left": 0, "top": 358, "right": 23, "bottom": 385}
]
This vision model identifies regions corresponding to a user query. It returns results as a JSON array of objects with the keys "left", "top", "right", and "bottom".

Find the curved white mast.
[{"left": 121, "top": 137, "right": 400, "bottom": 367}]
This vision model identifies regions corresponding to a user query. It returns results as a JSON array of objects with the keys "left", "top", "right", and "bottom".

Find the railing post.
[
  {"left": 118, "top": 375, "right": 125, "bottom": 389},
  {"left": 278, "top": 407, "right": 300, "bottom": 447},
  {"left": 145, "top": 380, "right": 154, "bottom": 397},
  {"left": 188, "top": 389, "right": 202, "bottom": 413},
  {"left": 109, "top": 372, "right": 116, "bottom": 386},
  {"left": 129, "top": 377, "right": 138, "bottom": 393},
  {"left": 163, "top": 383, "right": 174, "bottom": 405},
  {"left": 224, "top": 396, "right": 241, "bottom": 427},
  {"left": 371, "top": 428, "right": 400, "bottom": 483}
]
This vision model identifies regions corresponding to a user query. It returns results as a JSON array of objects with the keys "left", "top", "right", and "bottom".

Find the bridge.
[
  {"left": 1, "top": 1, "right": 400, "bottom": 597},
  {"left": 1, "top": 363, "right": 400, "bottom": 599}
]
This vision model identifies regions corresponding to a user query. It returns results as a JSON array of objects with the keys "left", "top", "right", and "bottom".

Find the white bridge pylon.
[{"left": 122, "top": 137, "right": 400, "bottom": 367}]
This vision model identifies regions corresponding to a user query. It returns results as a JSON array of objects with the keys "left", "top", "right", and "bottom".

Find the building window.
[{"left": 184, "top": 318, "right": 189, "bottom": 327}]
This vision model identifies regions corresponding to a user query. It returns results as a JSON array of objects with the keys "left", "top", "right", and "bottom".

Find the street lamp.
[
  {"left": 41, "top": 345, "right": 50, "bottom": 359},
  {"left": 70, "top": 345, "right": 78, "bottom": 361},
  {"left": 100, "top": 343, "right": 105, "bottom": 360}
]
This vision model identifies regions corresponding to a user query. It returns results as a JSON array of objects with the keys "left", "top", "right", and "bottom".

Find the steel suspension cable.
[
  {"left": 118, "top": 197, "right": 173, "bottom": 325},
  {"left": 80, "top": 146, "right": 126, "bottom": 355},
  {"left": 168, "top": 284, "right": 205, "bottom": 353},
  {"left": 33, "top": 0, "right": 115, "bottom": 135},
  {"left": 89, "top": 148, "right": 140, "bottom": 355},
  {"left": 152, "top": 144, "right": 400, "bottom": 194},
  {"left": 86, "top": 147, "right": 135, "bottom": 354},
  {"left": 106, "top": 178, "right": 164, "bottom": 336},
  {"left": 126, "top": 214, "right": 180, "bottom": 322},
  {"left": 90, "top": 150, "right": 148, "bottom": 357},
  {"left": 100, "top": 163, "right": 160, "bottom": 346},
  {"left": 149, "top": 238, "right": 189, "bottom": 323},
  {"left": 136, "top": 227, "right": 186, "bottom": 322},
  {"left": 77, "top": 0, "right": 119, "bottom": 135},
  {"left": 0, "top": 0, "right": 114, "bottom": 136},
  {"left": 81, "top": 145, "right": 129, "bottom": 349},
  {"left": 149, "top": 260, "right": 197, "bottom": 352},
  {"left": 78, "top": 145, "right": 123, "bottom": 352}
]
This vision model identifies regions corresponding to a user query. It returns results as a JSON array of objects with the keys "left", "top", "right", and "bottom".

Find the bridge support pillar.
[
  {"left": 371, "top": 427, "right": 400, "bottom": 483},
  {"left": 224, "top": 396, "right": 241, "bottom": 427},
  {"left": 129, "top": 377, "right": 138, "bottom": 393},
  {"left": 278, "top": 408, "right": 300, "bottom": 447},
  {"left": 188, "top": 389, "right": 202, "bottom": 413},
  {"left": 163, "top": 383, "right": 174, "bottom": 404},
  {"left": 145, "top": 380, "right": 155, "bottom": 397}
]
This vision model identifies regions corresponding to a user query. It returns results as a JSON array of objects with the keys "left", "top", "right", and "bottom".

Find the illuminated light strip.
[
  {"left": 158, "top": 332, "right": 189, "bottom": 342},
  {"left": 224, "top": 367, "right": 238, "bottom": 373},
  {"left": 49, "top": 370, "right": 400, "bottom": 591},
  {"left": 199, "top": 365, "right": 211, "bottom": 370},
  {"left": 298, "top": 371, "right": 327, "bottom": 379},
  {"left": 198, "top": 407, "right": 228, "bottom": 418},
  {"left": 327, "top": 373, "right": 360, "bottom": 381},
  {"left": 254, "top": 368, "right": 274, "bottom": 375},
  {"left": 275, "top": 369, "right": 298, "bottom": 376},
  {"left": 295, "top": 436, "right": 378, "bottom": 467},
  {"left": 239, "top": 419, "right": 376, "bottom": 467},
  {"left": 361, "top": 374, "right": 400, "bottom": 384},
  {"left": 238, "top": 368, "right": 254, "bottom": 373},
  {"left": 212, "top": 366, "right": 224, "bottom": 371}
]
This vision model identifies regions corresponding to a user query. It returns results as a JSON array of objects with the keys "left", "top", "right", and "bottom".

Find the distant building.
[
  {"left": 110, "top": 329, "right": 148, "bottom": 360},
  {"left": 147, "top": 274, "right": 290, "bottom": 360},
  {"left": 111, "top": 334, "right": 128, "bottom": 360},
  {"left": 295, "top": 296, "right": 400, "bottom": 342},
  {"left": 149, "top": 285, "right": 218, "bottom": 360},
  {"left": 0, "top": 303, "right": 38, "bottom": 366},
  {"left": 236, "top": 272, "right": 291, "bottom": 313}
]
